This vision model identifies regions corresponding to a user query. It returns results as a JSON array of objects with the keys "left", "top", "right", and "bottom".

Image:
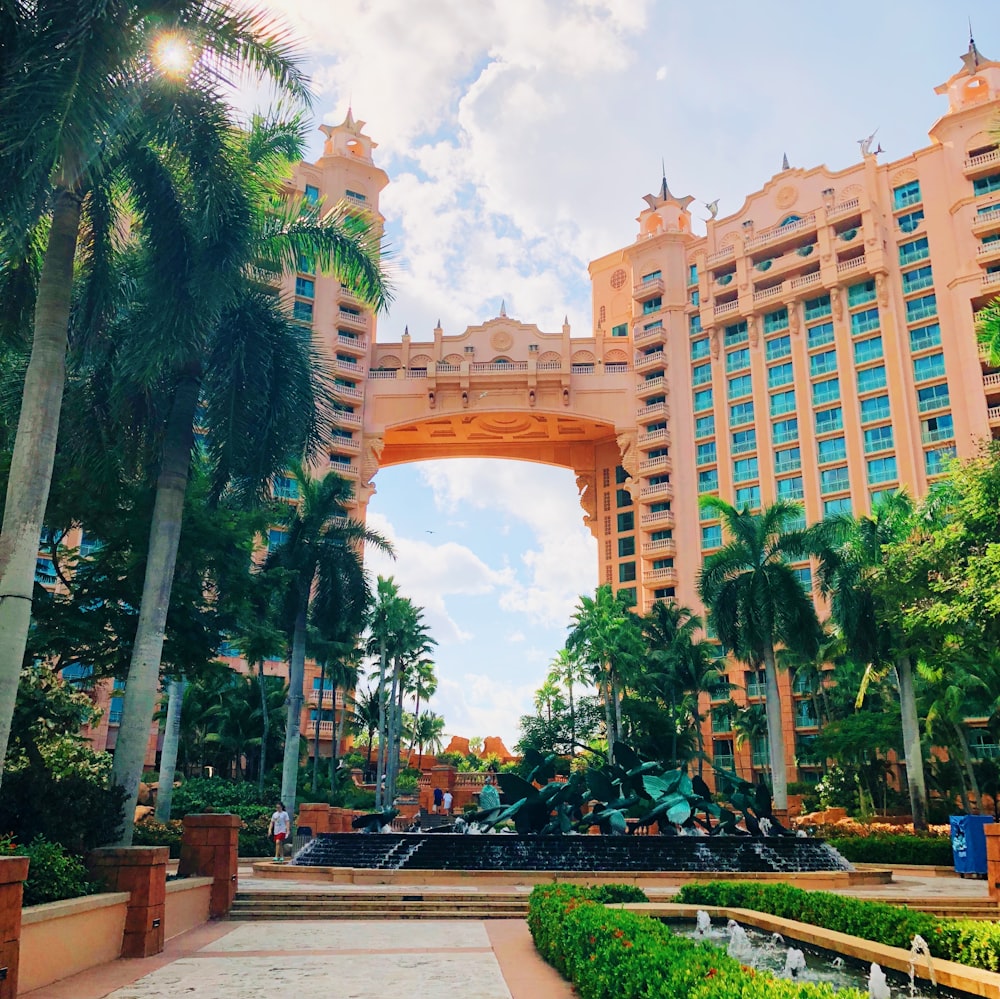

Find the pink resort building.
[{"left": 42, "top": 39, "right": 1000, "bottom": 783}]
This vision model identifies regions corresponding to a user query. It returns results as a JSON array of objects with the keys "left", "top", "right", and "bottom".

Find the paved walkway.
[{"left": 22, "top": 919, "right": 573, "bottom": 999}]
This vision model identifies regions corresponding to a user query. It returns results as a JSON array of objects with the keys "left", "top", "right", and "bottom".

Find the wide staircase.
[{"left": 229, "top": 888, "right": 530, "bottom": 920}]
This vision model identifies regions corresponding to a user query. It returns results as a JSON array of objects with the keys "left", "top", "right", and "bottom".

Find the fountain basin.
[{"left": 630, "top": 902, "right": 1000, "bottom": 999}]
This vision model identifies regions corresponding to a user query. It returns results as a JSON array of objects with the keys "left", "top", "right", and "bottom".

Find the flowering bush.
[{"left": 0, "top": 835, "right": 100, "bottom": 906}]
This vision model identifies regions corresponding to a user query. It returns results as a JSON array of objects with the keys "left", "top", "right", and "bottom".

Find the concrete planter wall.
[{"left": 164, "top": 877, "right": 213, "bottom": 940}]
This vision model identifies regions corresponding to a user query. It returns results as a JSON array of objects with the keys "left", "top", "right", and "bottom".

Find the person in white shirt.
[
  {"left": 269, "top": 802, "right": 291, "bottom": 862},
  {"left": 442, "top": 790, "right": 453, "bottom": 815}
]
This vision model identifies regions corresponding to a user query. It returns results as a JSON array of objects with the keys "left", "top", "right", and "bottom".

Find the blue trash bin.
[{"left": 951, "top": 815, "right": 994, "bottom": 875}]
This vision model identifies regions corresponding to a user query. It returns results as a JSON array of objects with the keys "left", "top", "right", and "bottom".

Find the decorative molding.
[
  {"left": 876, "top": 273, "right": 889, "bottom": 308},
  {"left": 362, "top": 435, "right": 383, "bottom": 487},
  {"left": 571, "top": 349, "right": 596, "bottom": 363},
  {"left": 616, "top": 430, "right": 639, "bottom": 480},
  {"left": 490, "top": 330, "right": 513, "bottom": 351},
  {"left": 889, "top": 167, "right": 918, "bottom": 187},
  {"left": 575, "top": 473, "right": 596, "bottom": 529},
  {"left": 775, "top": 185, "right": 798, "bottom": 209},
  {"left": 831, "top": 287, "right": 843, "bottom": 322},
  {"left": 538, "top": 350, "right": 561, "bottom": 364},
  {"left": 610, "top": 268, "right": 627, "bottom": 290}
]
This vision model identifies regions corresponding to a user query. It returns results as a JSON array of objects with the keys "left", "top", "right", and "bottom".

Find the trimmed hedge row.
[
  {"left": 527, "top": 885, "right": 866, "bottom": 999},
  {"left": 828, "top": 835, "right": 953, "bottom": 867},
  {"left": 675, "top": 882, "right": 1000, "bottom": 972}
]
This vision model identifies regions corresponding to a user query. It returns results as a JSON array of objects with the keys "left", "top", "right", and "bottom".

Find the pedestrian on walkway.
[
  {"left": 443, "top": 789, "right": 453, "bottom": 815},
  {"left": 269, "top": 802, "right": 291, "bottom": 862}
]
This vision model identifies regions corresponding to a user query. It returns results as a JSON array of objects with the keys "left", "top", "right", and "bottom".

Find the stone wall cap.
[
  {"left": 0, "top": 856, "right": 30, "bottom": 883},
  {"left": 181, "top": 813, "right": 242, "bottom": 828},
  {"left": 87, "top": 846, "right": 170, "bottom": 865},
  {"left": 22, "top": 891, "right": 130, "bottom": 924},
  {"left": 165, "top": 876, "right": 214, "bottom": 894}
]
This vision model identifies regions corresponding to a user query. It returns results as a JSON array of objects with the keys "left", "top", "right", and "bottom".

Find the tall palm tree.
[
  {"left": 406, "top": 658, "right": 438, "bottom": 755},
  {"left": 367, "top": 576, "right": 405, "bottom": 807},
  {"left": 534, "top": 676, "right": 566, "bottom": 724},
  {"left": 413, "top": 711, "right": 446, "bottom": 768},
  {"left": 0, "top": 0, "right": 311, "bottom": 791},
  {"left": 732, "top": 703, "right": 770, "bottom": 781},
  {"left": 546, "top": 648, "right": 589, "bottom": 756},
  {"left": 264, "top": 466, "right": 391, "bottom": 810},
  {"left": 697, "top": 497, "right": 821, "bottom": 810},
  {"left": 808, "top": 493, "right": 930, "bottom": 828},
  {"left": 353, "top": 685, "right": 383, "bottom": 773}
]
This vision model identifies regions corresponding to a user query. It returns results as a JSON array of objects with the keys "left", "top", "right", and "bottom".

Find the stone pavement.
[{"left": 22, "top": 918, "right": 574, "bottom": 999}]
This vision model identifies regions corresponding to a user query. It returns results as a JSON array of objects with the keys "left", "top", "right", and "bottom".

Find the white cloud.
[
  {"left": 655, "top": 65, "right": 667, "bottom": 80},
  {"left": 436, "top": 672, "right": 538, "bottom": 748},
  {"left": 508, "top": 630, "right": 526, "bottom": 643}
]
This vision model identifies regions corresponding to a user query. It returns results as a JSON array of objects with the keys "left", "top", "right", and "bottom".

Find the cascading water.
[
  {"left": 783, "top": 948, "right": 806, "bottom": 978},
  {"left": 726, "top": 919, "right": 755, "bottom": 963},
  {"left": 694, "top": 909, "right": 711, "bottom": 939},
  {"left": 908, "top": 935, "right": 936, "bottom": 995},
  {"left": 868, "top": 962, "right": 891, "bottom": 999}
]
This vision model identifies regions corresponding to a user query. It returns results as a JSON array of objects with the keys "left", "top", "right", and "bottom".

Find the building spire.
[
  {"left": 782, "top": 152, "right": 790, "bottom": 171},
  {"left": 962, "top": 23, "right": 987, "bottom": 73},
  {"left": 499, "top": 299, "right": 507, "bottom": 318}
]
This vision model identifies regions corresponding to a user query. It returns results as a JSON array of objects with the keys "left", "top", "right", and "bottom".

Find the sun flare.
[{"left": 151, "top": 32, "right": 194, "bottom": 79}]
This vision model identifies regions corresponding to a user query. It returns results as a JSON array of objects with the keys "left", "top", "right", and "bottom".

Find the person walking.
[
  {"left": 442, "top": 789, "right": 453, "bottom": 815},
  {"left": 269, "top": 802, "right": 291, "bottom": 862},
  {"left": 433, "top": 786, "right": 443, "bottom": 813}
]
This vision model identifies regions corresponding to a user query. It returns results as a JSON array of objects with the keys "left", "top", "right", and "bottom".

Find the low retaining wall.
[
  {"left": 19, "top": 892, "right": 129, "bottom": 994},
  {"left": 164, "top": 877, "right": 213, "bottom": 940}
]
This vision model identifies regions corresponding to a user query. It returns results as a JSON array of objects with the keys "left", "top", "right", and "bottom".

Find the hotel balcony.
[
  {"left": 337, "top": 309, "right": 369, "bottom": 331},
  {"left": 634, "top": 349, "right": 665, "bottom": 373},
  {"left": 643, "top": 566, "right": 679, "bottom": 586},
  {"left": 988, "top": 405, "right": 1000, "bottom": 432},
  {"left": 636, "top": 375, "right": 666, "bottom": 399},
  {"left": 307, "top": 690, "right": 346, "bottom": 708},
  {"left": 826, "top": 198, "right": 861, "bottom": 223},
  {"left": 336, "top": 333, "right": 368, "bottom": 354},
  {"left": 633, "top": 276, "right": 665, "bottom": 301},
  {"left": 636, "top": 400, "right": 669, "bottom": 420},
  {"left": 707, "top": 245, "right": 735, "bottom": 267},
  {"left": 744, "top": 213, "right": 817, "bottom": 251},
  {"left": 641, "top": 538, "right": 677, "bottom": 557},
  {"left": 982, "top": 271, "right": 1000, "bottom": 292},
  {"left": 752, "top": 281, "right": 785, "bottom": 306},
  {"left": 639, "top": 480, "right": 672, "bottom": 500},
  {"left": 333, "top": 382, "right": 364, "bottom": 401},
  {"left": 638, "top": 454, "right": 672, "bottom": 475},
  {"left": 470, "top": 361, "right": 529, "bottom": 373},
  {"left": 964, "top": 148, "right": 1000, "bottom": 177},
  {"left": 972, "top": 207, "right": 1000, "bottom": 236},
  {"left": 338, "top": 288, "right": 364, "bottom": 307},
  {"left": 640, "top": 508, "right": 675, "bottom": 529},
  {"left": 331, "top": 435, "right": 361, "bottom": 453},
  {"left": 638, "top": 427, "right": 671, "bottom": 448},
  {"left": 714, "top": 298, "right": 740, "bottom": 319},
  {"left": 789, "top": 270, "right": 823, "bottom": 292},
  {"left": 333, "top": 409, "right": 362, "bottom": 428},
  {"left": 836, "top": 254, "right": 868, "bottom": 277},
  {"left": 633, "top": 323, "right": 666, "bottom": 347},
  {"left": 330, "top": 460, "right": 358, "bottom": 478},
  {"left": 335, "top": 357, "right": 365, "bottom": 378},
  {"left": 985, "top": 372, "right": 1000, "bottom": 393}
]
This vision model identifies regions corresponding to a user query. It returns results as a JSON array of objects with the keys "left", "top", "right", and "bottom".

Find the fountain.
[
  {"left": 726, "top": 919, "right": 755, "bottom": 963},
  {"left": 908, "top": 935, "right": 936, "bottom": 994},
  {"left": 694, "top": 909, "right": 712, "bottom": 939},
  {"left": 783, "top": 948, "right": 807, "bottom": 978},
  {"left": 868, "top": 963, "right": 891, "bottom": 999}
]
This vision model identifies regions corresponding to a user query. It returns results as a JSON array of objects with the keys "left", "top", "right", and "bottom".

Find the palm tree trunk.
[
  {"left": 375, "top": 640, "right": 388, "bottom": 809},
  {"left": 0, "top": 189, "right": 81, "bottom": 787},
  {"left": 408, "top": 691, "right": 421, "bottom": 756},
  {"left": 258, "top": 659, "right": 270, "bottom": 797},
  {"left": 568, "top": 678, "right": 576, "bottom": 757},
  {"left": 280, "top": 603, "right": 308, "bottom": 811},
  {"left": 331, "top": 684, "right": 346, "bottom": 792},
  {"left": 612, "top": 670, "right": 623, "bottom": 750},
  {"left": 111, "top": 373, "right": 199, "bottom": 844},
  {"left": 761, "top": 644, "right": 789, "bottom": 811},
  {"left": 154, "top": 678, "right": 187, "bottom": 822},
  {"left": 896, "top": 652, "right": 928, "bottom": 830},
  {"left": 386, "top": 659, "right": 401, "bottom": 804},
  {"left": 312, "top": 660, "right": 325, "bottom": 792},
  {"left": 956, "top": 725, "right": 983, "bottom": 815},
  {"left": 602, "top": 666, "right": 615, "bottom": 765}
]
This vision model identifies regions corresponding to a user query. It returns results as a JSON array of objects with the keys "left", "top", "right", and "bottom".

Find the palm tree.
[
  {"left": 534, "top": 676, "right": 566, "bottom": 725},
  {"left": 546, "top": 648, "right": 589, "bottom": 756},
  {"left": 264, "top": 466, "right": 391, "bottom": 810},
  {"left": 808, "top": 493, "right": 930, "bottom": 828},
  {"left": 412, "top": 711, "right": 446, "bottom": 768},
  {"left": 0, "top": 0, "right": 311, "bottom": 791},
  {"left": 566, "top": 584, "right": 643, "bottom": 764},
  {"left": 353, "top": 685, "right": 383, "bottom": 774},
  {"left": 697, "top": 497, "right": 821, "bottom": 810},
  {"left": 733, "top": 703, "right": 771, "bottom": 781},
  {"left": 406, "top": 659, "right": 438, "bottom": 755},
  {"left": 367, "top": 576, "right": 405, "bottom": 808}
]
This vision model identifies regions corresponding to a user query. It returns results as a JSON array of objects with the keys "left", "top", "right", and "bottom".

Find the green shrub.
[
  {"left": 169, "top": 778, "right": 272, "bottom": 822},
  {"left": 132, "top": 818, "right": 184, "bottom": 858},
  {"left": 585, "top": 884, "right": 649, "bottom": 904},
  {"left": 829, "top": 834, "right": 953, "bottom": 866},
  {"left": 528, "top": 885, "right": 865, "bottom": 999},
  {"left": 8, "top": 837, "right": 101, "bottom": 906},
  {"left": 674, "top": 881, "right": 1000, "bottom": 971},
  {"left": 238, "top": 814, "right": 273, "bottom": 857},
  {"left": 395, "top": 775, "right": 419, "bottom": 795},
  {"left": 436, "top": 752, "right": 465, "bottom": 768}
]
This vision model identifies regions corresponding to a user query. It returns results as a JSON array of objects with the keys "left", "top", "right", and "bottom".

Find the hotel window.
[
  {"left": 892, "top": 179, "right": 922, "bottom": 210},
  {"left": 906, "top": 295, "right": 937, "bottom": 323},
  {"left": 345, "top": 188, "right": 367, "bottom": 202},
  {"left": 643, "top": 269, "right": 662, "bottom": 283},
  {"left": 925, "top": 446, "right": 956, "bottom": 476},
  {"left": 806, "top": 328, "right": 836, "bottom": 360},
  {"left": 617, "top": 512, "right": 635, "bottom": 533},
  {"left": 643, "top": 320, "right": 663, "bottom": 332},
  {"left": 897, "top": 209, "right": 924, "bottom": 233},
  {"left": 854, "top": 336, "right": 884, "bottom": 365},
  {"left": 735, "top": 485, "right": 761, "bottom": 509},
  {"left": 812, "top": 377, "right": 840, "bottom": 405},
  {"left": 810, "top": 350, "right": 838, "bottom": 377},
  {"left": 847, "top": 280, "right": 876, "bottom": 308},
  {"left": 616, "top": 488, "right": 632, "bottom": 507},
  {"left": 619, "top": 562, "right": 636, "bottom": 583},
  {"left": 973, "top": 173, "right": 1000, "bottom": 197},
  {"left": 693, "top": 363, "right": 713, "bottom": 386},
  {"left": 851, "top": 308, "right": 880, "bottom": 335},
  {"left": 696, "top": 442, "right": 717, "bottom": 465},
  {"left": 693, "top": 389, "right": 713, "bottom": 411},
  {"left": 695, "top": 414, "right": 715, "bottom": 438},
  {"left": 698, "top": 469, "right": 719, "bottom": 493},
  {"left": 690, "top": 314, "right": 703, "bottom": 335},
  {"left": 293, "top": 300, "right": 314, "bottom": 322},
  {"left": 913, "top": 353, "right": 946, "bottom": 382},
  {"left": 726, "top": 347, "right": 750, "bottom": 372},
  {"left": 793, "top": 567, "right": 814, "bottom": 594},
  {"left": 817, "top": 436, "right": 847, "bottom": 464},
  {"left": 867, "top": 456, "right": 898, "bottom": 485},
  {"left": 898, "top": 237, "right": 929, "bottom": 266},
  {"left": 688, "top": 264, "right": 698, "bottom": 286},
  {"left": 724, "top": 321, "right": 749, "bottom": 347},
  {"left": 772, "top": 418, "right": 799, "bottom": 444},
  {"left": 733, "top": 457, "right": 758, "bottom": 483},
  {"left": 860, "top": 394, "right": 891, "bottom": 423},
  {"left": 823, "top": 497, "right": 853, "bottom": 516},
  {"left": 295, "top": 277, "right": 315, "bottom": 298},
  {"left": 864, "top": 425, "right": 894, "bottom": 453},
  {"left": 732, "top": 429, "right": 757, "bottom": 454},
  {"left": 815, "top": 407, "right": 844, "bottom": 435},
  {"left": 643, "top": 296, "right": 662, "bottom": 314},
  {"left": 856, "top": 366, "right": 886, "bottom": 394},
  {"left": 804, "top": 295, "right": 832, "bottom": 322},
  {"left": 909, "top": 323, "right": 941, "bottom": 353},
  {"left": 763, "top": 308, "right": 789, "bottom": 334},
  {"left": 917, "top": 382, "right": 950, "bottom": 413},
  {"left": 820, "top": 465, "right": 850, "bottom": 493},
  {"left": 730, "top": 401, "right": 755, "bottom": 426},
  {"left": 652, "top": 557, "right": 674, "bottom": 571},
  {"left": 267, "top": 528, "right": 286, "bottom": 551},
  {"left": 774, "top": 447, "right": 801, "bottom": 473},
  {"left": 770, "top": 390, "right": 796, "bottom": 417},
  {"left": 611, "top": 322, "right": 628, "bottom": 337},
  {"left": 777, "top": 475, "right": 804, "bottom": 501},
  {"left": 304, "top": 184, "right": 320, "bottom": 204},
  {"left": 980, "top": 201, "right": 1000, "bottom": 216},
  {"left": 901, "top": 265, "right": 933, "bottom": 294},
  {"left": 921, "top": 413, "right": 954, "bottom": 444},
  {"left": 691, "top": 289, "right": 700, "bottom": 306},
  {"left": 691, "top": 338, "right": 710, "bottom": 360},
  {"left": 766, "top": 334, "right": 792, "bottom": 361},
  {"left": 701, "top": 524, "right": 723, "bottom": 549},
  {"left": 298, "top": 254, "right": 316, "bottom": 274},
  {"left": 871, "top": 488, "right": 898, "bottom": 507},
  {"left": 616, "top": 465, "right": 628, "bottom": 484},
  {"left": 768, "top": 362, "right": 794, "bottom": 389},
  {"left": 650, "top": 529, "right": 673, "bottom": 542},
  {"left": 618, "top": 536, "right": 635, "bottom": 557}
]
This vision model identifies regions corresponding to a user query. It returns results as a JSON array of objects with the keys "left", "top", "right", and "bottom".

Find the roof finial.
[
  {"left": 403, "top": 324, "right": 409, "bottom": 337},
  {"left": 499, "top": 299, "right": 507, "bottom": 318},
  {"left": 782, "top": 152, "right": 790, "bottom": 171},
  {"left": 962, "top": 23, "right": 986, "bottom": 73},
  {"left": 659, "top": 157, "right": 668, "bottom": 200}
]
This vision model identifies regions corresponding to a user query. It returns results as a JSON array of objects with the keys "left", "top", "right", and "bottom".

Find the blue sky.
[{"left": 258, "top": 0, "right": 1000, "bottom": 747}]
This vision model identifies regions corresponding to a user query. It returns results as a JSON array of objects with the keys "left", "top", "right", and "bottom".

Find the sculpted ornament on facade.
[
  {"left": 789, "top": 303, "right": 801, "bottom": 336},
  {"left": 362, "top": 435, "right": 384, "bottom": 488},
  {"left": 710, "top": 329, "right": 720, "bottom": 358},
  {"left": 747, "top": 314, "right": 758, "bottom": 347},
  {"left": 776, "top": 185, "right": 798, "bottom": 209},
  {"left": 575, "top": 473, "right": 597, "bottom": 529},
  {"left": 616, "top": 431, "right": 639, "bottom": 481},
  {"left": 831, "top": 288, "right": 843, "bottom": 321},
  {"left": 876, "top": 273, "right": 889, "bottom": 308},
  {"left": 490, "top": 330, "right": 513, "bottom": 351}
]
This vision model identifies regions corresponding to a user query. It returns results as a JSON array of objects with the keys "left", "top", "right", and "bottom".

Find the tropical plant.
[
  {"left": 412, "top": 710, "right": 446, "bottom": 768},
  {"left": 697, "top": 497, "right": 820, "bottom": 809},
  {"left": 545, "top": 647, "right": 590, "bottom": 755}
]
